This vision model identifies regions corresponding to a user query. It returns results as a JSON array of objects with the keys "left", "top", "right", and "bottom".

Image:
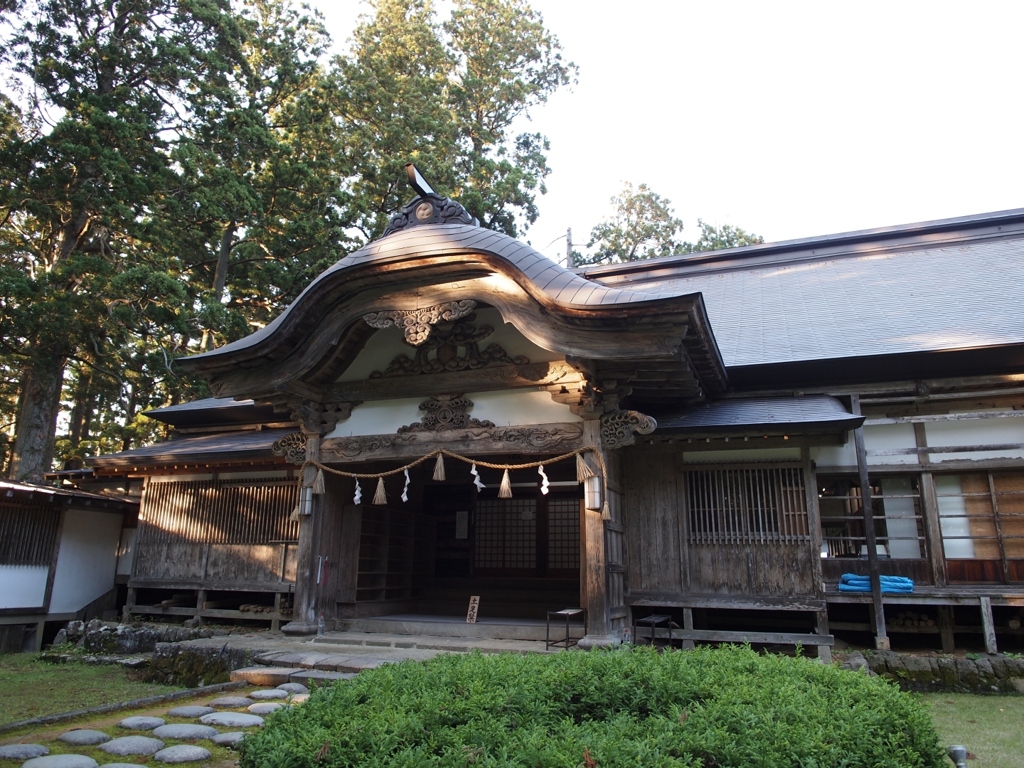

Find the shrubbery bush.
[{"left": 239, "top": 645, "right": 945, "bottom": 767}]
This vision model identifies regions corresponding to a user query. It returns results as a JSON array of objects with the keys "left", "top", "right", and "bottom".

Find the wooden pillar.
[
  {"left": 577, "top": 419, "right": 618, "bottom": 648},
  {"left": 937, "top": 605, "right": 956, "bottom": 653},
  {"left": 851, "top": 395, "right": 889, "bottom": 650},
  {"left": 980, "top": 596, "right": 998, "bottom": 654},
  {"left": 282, "top": 433, "right": 321, "bottom": 635}
]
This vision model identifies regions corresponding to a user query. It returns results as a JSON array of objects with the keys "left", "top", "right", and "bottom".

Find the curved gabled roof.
[{"left": 179, "top": 222, "right": 728, "bottom": 403}]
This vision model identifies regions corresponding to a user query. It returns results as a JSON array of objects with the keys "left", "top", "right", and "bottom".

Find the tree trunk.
[{"left": 10, "top": 356, "right": 66, "bottom": 483}]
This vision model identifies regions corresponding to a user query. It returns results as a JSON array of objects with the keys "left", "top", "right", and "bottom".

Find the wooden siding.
[
  {"left": 623, "top": 449, "right": 815, "bottom": 598},
  {"left": 134, "top": 478, "right": 298, "bottom": 586},
  {"left": 0, "top": 500, "right": 60, "bottom": 566}
]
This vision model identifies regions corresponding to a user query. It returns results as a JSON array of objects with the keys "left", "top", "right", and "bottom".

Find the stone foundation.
[{"left": 843, "top": 651, "right": 1024, "bottom": 693}]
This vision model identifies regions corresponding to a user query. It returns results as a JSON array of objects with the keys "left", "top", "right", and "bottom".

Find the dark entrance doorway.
[{"left": 419, "top": 483, "right": 582, "bottom": 619}]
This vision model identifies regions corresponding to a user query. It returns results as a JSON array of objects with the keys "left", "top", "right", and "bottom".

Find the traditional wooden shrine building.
[{"left": 89, "top": 173, "right": 1024, "bottom": 655}]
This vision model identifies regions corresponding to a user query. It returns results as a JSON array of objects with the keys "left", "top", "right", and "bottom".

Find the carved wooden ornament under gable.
[
  {"left": 600, "top": 409, "right": 658, "bottom": 449},
  {"left": 272, "top": 432, "right": 307, "bottom": 465},
  {"left": 288, "top": 400, "right": 357, "bottom": 435},
  {"left": 370, "top": 316, "right": 528, "bottom": 378},
  {"left": 398, "top": 394, "right": 495, "bottom": 433},
  {"left": 363, "top": 300, "right": 477, "bottom": 346}
]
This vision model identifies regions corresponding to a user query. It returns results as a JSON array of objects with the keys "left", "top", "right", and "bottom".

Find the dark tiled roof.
[
  {"left": 584, "top": 210, "right": 1024, "bottom": 367},
  {"left": 656, "top": 395, "right": 862, "bottom": 434},
  {"left": 144, "top": 398, "right": 287, "bottom": 429},
  {"left": 0, "top": 480, "right": 138, "bottom": 508},
  {"left": 89, "top": 429, "right": 294, "bottom": 468},
  {"left": 195, "top": 224, "right": 667, "bottom": 361}
]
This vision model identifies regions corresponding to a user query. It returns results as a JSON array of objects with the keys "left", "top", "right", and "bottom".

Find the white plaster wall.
[
  {"left": 327, "top": 397, "right": 425, "bottom": 437},
  {"left": 811, "top": 442, "right": 857, "bottom": 468},
  {"left": 116, "top": 527, "right": 137, "bottom": 577},
  {"left": 470, "top": 390, "right": 581, "bottom": 426},
  {"left": 48, "top": 509, "right": 123, "bottom": 615},
  {"left": 934, "top": 474, "right": 975, "bottom": 558},
  {"left": 864, "top": 423, "right": 919, "bottom": 465},
  {"left": 337, "top": 307, "right": 557, "bottom": 382},
  {"left": 681, "top": 447, "right": 801, "bottom": 463},
  {"left": 0, "top": 566, "right": 49, "bottom": 609},
  {"left": 326, "top": 390, "right": 579, "bottom": 438},
  {"left": 926, "top": 417, "right": 1024, "bottom": 462}
]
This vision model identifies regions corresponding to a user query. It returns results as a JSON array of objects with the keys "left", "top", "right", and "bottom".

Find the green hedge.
[{"left": 239, "top": 645, "right": 946, "bottom": 768}]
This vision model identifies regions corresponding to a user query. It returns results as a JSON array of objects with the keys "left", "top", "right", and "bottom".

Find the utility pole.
[{"left": 566, "top": 227, "right": 572, "bottom": 268}]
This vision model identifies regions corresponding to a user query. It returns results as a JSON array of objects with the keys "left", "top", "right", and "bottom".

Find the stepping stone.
[
  {"left": 0, "top": 744, "right": 48, "bottom": 759},
  {"left": 152, "top": 724, "right": 219, "bottom": 741},
  {"left": 165, "top": 705, "right": 214, "bottom": 718},
  {"left": 117, "top": 716, "right": 165, "bottom": 730},
  {"left": 58, "top": 729, "right": 111, "bottom": 746},
  {"left": 291, "top": 669, "right": 354, "bottom": 683},
  {"left": 153, "top": 745, "right": 211, "bottom": 764},
  {"left": 289, "top": 693, "right": 310, "bottom": 704},
  {"left": 249, "top": 688, "right": 288, "bottom": 700},
  {"left": 98, "top": 736, "right": 165, "bottom": 756},
  {"left": 103, "top": 765, "right": 148, "bottom": 768},
  {"left": 211, "top": 731, "right": 246, "bottom": 748},
  {"left": 229, "top": 666, "right": 302, "bottom": 686},
  {"left": 24, "top": 756, "right": 98, "bottom": 768},
  {"left": 200, "top": 711, "right": 264, "bottom": 728},
  {"left": 248, "top": 702, "right": 283, "bottom": 714},
  {"left": 207, "top": 695, "right": 253, "bottom": 709},
  {"left": 278, "top": 682, "right": 309, "bottom": 694}
]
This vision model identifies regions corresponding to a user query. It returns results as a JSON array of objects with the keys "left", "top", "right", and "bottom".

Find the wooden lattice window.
[
  {"left": 474, "top": 498, "right": 537, "bottom": 571},
  {"left": 0, "top": 501, "right": 61, "bottom": 566},
  {"left": 140, "top": 478, "right": 299, "bottom": 546},
  {"left": 687, "top": 465, "right": 808, "bottom": 544},
  {"left": 547, "top": 497, "right": 580, "bottom": 571}
]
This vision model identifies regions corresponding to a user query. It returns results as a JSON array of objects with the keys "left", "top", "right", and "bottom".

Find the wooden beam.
[
  {"left": 628, "top": 593, "right": 826, "bottom": 612},
  {"left": 320, "top": 423, "right": 585, "bottom": 464},
  {"left": 329, "top": 361, "right": 585, "bottom": 402}
]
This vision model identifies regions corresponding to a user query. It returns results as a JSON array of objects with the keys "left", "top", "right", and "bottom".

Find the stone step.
[
  {"left": 230, "top": 666, "right": 357, "bottom": 685},
  {"left": 337, "top": 615, "right": 582, "bottom": 642}
]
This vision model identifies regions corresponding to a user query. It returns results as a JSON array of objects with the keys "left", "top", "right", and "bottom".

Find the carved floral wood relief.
[
  {"left": 369, "top": 317, "right": 528, "bottom": 378},
  {"left": 398, "top": 394, "right": 495, "bottom": 433},
  {"left": 362, "top": 300, "right": 477, "bottom": 346}
]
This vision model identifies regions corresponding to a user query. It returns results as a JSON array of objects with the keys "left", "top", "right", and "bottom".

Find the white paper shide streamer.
[
  {"left": 401, "top": 468, "right": 411, "bottom": 502},
  {"left": 538, "top": 464, "right": 550, "bottom": 495},
  {"left": 353, "top": 479, "right": 362, "bottom": 505},
  {"left": 470, "top": 463, "right": 486, "bottom": 491}
]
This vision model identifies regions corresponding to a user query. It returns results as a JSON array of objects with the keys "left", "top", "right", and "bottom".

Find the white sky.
[{"left": 313, "top": 0, "right": 1024, "bottom": 262}]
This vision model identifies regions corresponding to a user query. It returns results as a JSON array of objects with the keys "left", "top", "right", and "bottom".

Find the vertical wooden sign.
[{"left": 466, "top": 595, "right": 480, "bottom": 623}]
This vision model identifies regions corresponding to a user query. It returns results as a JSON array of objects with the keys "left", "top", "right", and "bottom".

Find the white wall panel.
[
  {"left": 0, "top": 566, "right": 49, "bottom": 609},
  {"left": 48, "top": 509, "right": 123, "bottom": 614}
]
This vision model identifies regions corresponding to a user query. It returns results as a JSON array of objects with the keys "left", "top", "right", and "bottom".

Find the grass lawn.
[
  {"left": 0, "top": 653, "right": 183, "bottom": 725},
  {"left": 921, "top": 693, "right": 1024, "bottom": 768}
]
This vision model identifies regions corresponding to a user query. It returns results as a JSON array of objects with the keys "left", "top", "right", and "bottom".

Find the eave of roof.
[
  {"left": 144, "top": 397, "right": 288, "bottom": 429},
  {"left": 88, "top": 429, "right": 294, "bottom": 469},
  {"left": 581, "top": 207, "right": 1024, "bottom": 283},
  {"left": 0, "top": 480, "right": 138, "bottom": 509},
  {"left": 654, "top": 395, "right": 863, "bottom": 436}
]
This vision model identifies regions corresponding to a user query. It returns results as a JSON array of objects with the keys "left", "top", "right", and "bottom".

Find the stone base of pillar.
[
  {"left": 577, "top": 633, "right": 621, "bottom": 650},
  {"left": 281, "top": 620, "right": 318, "bottom": 636}
]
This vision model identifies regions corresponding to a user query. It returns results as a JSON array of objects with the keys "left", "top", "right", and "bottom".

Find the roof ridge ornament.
[{"left": 381, "top": 163, "right": 479, "bottom": 237}]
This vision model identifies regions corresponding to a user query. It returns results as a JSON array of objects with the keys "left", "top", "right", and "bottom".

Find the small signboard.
[{"left": 466, "top": 595, "right": 480, "bottom": 623}]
